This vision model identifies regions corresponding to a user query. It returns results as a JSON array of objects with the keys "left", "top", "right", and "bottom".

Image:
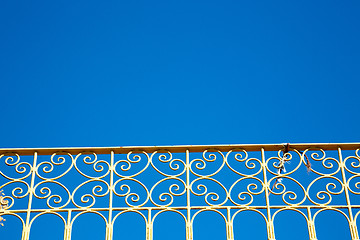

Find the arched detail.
[
  {"left": 112, "top": 210, "right": 147, "bottom": 225},
  {"left": 0, "top": 212, "right": 25, "bottom": 228},
  {"left": 29, "top": 212, "right": 66, "bottom": 227},
  {"left": 354, "top": 210, "right": 360, "bottom": 222},
  {"left": 231, "top": 209, "right": 267, "bottom": 223},
  {"left": 151, "top": 209, "right": 186, "bottom": 224},
  {"left": 272, "top": 208, "right": 309, "bottom": 222},
  {"left": 191, "top": 209, "right": 227, "bottom": 224},
  {"left": 313, "top": 208, "right": 351, "bottom": 224},
  {"left": 71, "top": 211, "right": 108, "bottom": 225}
]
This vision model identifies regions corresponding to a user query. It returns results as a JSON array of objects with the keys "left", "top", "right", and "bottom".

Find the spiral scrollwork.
[
  {"left": 1, "top": 143, "right": 360, "bottom": 237},
  {"left": 190, "top": 178, "right": 228, "bottom": 206},
  {"left": 74, "top": 152, "right": 110, "bottom": 179},
  {"left": 0, "top": 153, "right": 32, "bottom": 181},
  {"left": 266, "top": 150, "right": 302, "bottom": 176},
  {"left": 113, "top": 178, "right": 149, "bottom": 207},
  {"left": 225, "top": 149, "right": 262, "bottom": 176},
  {"left": 37, "top": 152, "right": 74, "bottom": 180},
  {"left": 302, "top": 149, "right": 340, "bottom": 175},
  {"left": 343, "top": 149, "right": 360, "bottom": 175},
  {"left": 150, "top": 151, "right": 186, "bottom": 177},
  {"left": 114, "top": 151, "right": 150, "bottom": 178},
  {"left": 190, "top": 150, "right": 225, "bottom": 177},
  {"left": 347, "top": 175, "right": 360, "bottom": 195},
  {"left": 268, "top": 176, "right": 307, "bottom": 206},
  {"left": 228, "top": 177, "right": 265, "bottom": 205},
  {"left": 307, "top": 176, "right": 344, "bottom": 205},
  {"left": 72, "top": 179, "right": 110, "bottom": 208},
  {"left": 150, "top": 177, "right": 186, "bottom": 207},
  {"left": 33, "top": 180, "right": 71, "bottom": 209},
  {"left": 0, "top": 181, "right": 30, "bottom": 209}
]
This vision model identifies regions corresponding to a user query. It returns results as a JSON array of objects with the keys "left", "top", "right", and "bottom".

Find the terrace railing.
[{"left": 0, "top": 143, "right": 360, "bottom": 240}]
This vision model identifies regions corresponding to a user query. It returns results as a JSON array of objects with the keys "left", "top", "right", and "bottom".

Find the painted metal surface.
[{"left": 0, "top": 143, "right": 359, "bottom": 240}]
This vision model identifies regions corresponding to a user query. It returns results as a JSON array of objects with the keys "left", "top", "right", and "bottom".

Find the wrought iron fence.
[{"left": 0, "top": 143, "right": 360, "bottom": 240}]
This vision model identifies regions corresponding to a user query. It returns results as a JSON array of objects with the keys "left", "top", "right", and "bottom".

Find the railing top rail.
[{"left": 0, "top": 142, "right": 359, "bottom": 155}]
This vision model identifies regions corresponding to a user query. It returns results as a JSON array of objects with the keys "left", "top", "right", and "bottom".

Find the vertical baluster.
[
  {"left": 21, "top": 152, "right": 37, "bottom": 240},
  {"left": 186, "top": 149, "right": 193, "bottom": 240},
  {"left": 339, "top": 148, "right": 359, "bottom": 240},
  {"left": 226, "top": 207, "right": 234, "bottom": 240},
  {"left": 64, "top": 210, "right": 72, "bottom": 240},
  {"left": 261, "top": 148, "right": 276, "bottom": 240},
  {"left": 106, "top": 151, "right": 114, "bottom": 240},
  {"left": 306, "top": 207, "right": 317, "bottom": 240},
  {"left": 146, "top": 209, "right": 153, "bottom": 240}
]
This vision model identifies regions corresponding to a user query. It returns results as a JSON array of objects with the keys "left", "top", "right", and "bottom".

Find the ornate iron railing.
[{"left": 0, "top": 143, "right": 360, "bottom": 240}]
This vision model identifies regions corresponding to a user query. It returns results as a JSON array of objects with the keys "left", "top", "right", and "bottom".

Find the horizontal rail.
[
  {"left": 1, "top": 142, "right": 360, "bottom": 155},
  {"left": 3, "top": 205, "right": 360, "bottom": 213}
]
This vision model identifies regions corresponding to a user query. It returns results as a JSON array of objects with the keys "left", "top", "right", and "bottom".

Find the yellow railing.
[{"left": 0, "top": 143, "right": 360, "bottom": 240}]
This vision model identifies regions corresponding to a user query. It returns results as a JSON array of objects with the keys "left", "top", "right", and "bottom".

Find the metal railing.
[{"left": 0, "top": 143, "right": 360, "bottom": 240}]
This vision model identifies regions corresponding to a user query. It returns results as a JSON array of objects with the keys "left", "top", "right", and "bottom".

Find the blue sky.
[
  {"left": 1, "top": 0, "right": 359, "bottom": 148},
  {"left": 1, "top": 0, "right": 360, "bottom": 239}
]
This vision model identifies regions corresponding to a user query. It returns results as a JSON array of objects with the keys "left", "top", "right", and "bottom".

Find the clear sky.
[
  {"left": 1, "top": 0, "right": 360, "bottom": 148},
  {"left": 1, "top": 0, "right": 360, "bottom": 240}
]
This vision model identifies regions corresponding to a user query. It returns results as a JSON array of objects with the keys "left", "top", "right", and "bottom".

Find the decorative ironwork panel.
[{"left": 0, "top": 143, "right": 360, "bottom": 240}]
